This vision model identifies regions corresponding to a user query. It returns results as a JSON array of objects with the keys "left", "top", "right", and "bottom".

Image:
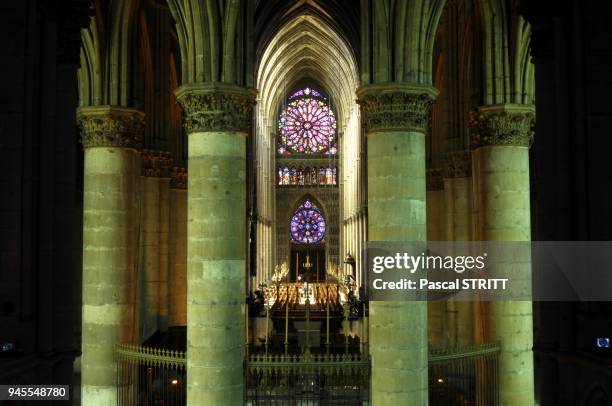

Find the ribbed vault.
[{"left": 257, "top": 13, "right": 359, "bottom": 131}]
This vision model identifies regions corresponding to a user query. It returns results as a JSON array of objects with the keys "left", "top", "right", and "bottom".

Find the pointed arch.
[
  {"left": 78, "top": 0, "right": 143, "bottom": 107},
  {"left": 289, "top": 197, "right": 327, "bottom": 245},
  {"left": 474, "top": 0, "right": 534, "bottom": 104}
]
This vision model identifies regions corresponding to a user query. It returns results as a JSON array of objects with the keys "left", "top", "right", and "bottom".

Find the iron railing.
[
  {"left": 116, "top": 343, "right": 499, "bottom": 405},
  {"left": 246, "top": 352, "right": 371, "bottom": 404},
  {"left": 116, "top": 344, "right": 186, "bottom": 406},
  {"left": 429, "top": 343, "right": 500, "bottom": 406}
]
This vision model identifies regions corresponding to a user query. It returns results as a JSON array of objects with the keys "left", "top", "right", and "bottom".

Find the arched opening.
[
  {"left": 253, "top": 11, "right": 361, "bottom": 293},
  {"left": 289, "top": 198, "right": 326, "bottom": 281}
]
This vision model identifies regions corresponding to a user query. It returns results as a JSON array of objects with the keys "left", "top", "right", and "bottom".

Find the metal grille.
[
  {"left": 115, "top": 343, "right": 499, "bottom": 405},
  {"left": 429, "top": 343, "right": 500, "bottom": 406},
  {"left": 246, "top": 352, "right": 371, "bottom": 405},
  {"left": 116, "top": 344, "right": 186, "bottom": 405}
]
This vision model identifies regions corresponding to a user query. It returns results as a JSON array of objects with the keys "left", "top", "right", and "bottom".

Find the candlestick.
[
  {"left": 265, "top": 305, "right": 269, "bottom": 354},
  {"left": 265, "top": 306, "right": 269, "bottom": 343},
  {"left": 245, "top": 302, "right": 249, "bottom": 356},
  {"left": 326, "top": 299, "right": 330, "bottom": 351},
  {"left": 306, "top": 286, "right": 311, "bottom": 352},
  {"left": 344, "top": 303, "right": 349, "bottom": 354},
  {"left": 285, "top": 288, "right": 289, "bottom": 354}
]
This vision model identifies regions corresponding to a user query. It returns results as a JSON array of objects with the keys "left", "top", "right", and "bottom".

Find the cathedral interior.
[{"left": 1, "top": 0, "right": 612, "bottom": 405}]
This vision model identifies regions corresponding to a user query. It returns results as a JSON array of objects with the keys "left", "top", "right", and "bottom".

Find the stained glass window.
[
  {"left": 278, "top": 87, "right": 337, "bottom": 155},
  {"left": 289, "top": 87, "right": 322, "bottom": 99},
  {"left": 276, "top": 166, "right": 338, "bottom": 186},
  {"left": 290, "top": 199, "right": 326, "bottom": 244}
]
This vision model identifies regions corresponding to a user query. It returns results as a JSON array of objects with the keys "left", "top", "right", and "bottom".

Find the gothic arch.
[
  {"left": 289, "top": 194, "right": 327, "bottom": 222},
  {"left": 288, "top": 196, "right": 328, "bottom": 245},
  {"left": 473, "top": 0, "right": 535, "bottom": 104},
  {"left": 78, "top": 0, "right": 143, "bottom": 107}
]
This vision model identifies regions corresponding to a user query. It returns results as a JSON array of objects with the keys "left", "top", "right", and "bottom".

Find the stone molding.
[
  {"left": 175, "top": 83, "right": 257, "bottom": 134},
  {"left": 426, "top": 168, "right": 444, "bottom": 191},
  {"left": 356, "top": 83, "right": 438, "bottom": 133},
  {"left": 170, "top": 167, "right": 188, "bottom": 189},
  {"left": 443, "top": 150, "right": 472, "bottom": 178},
  {"left": 77, "top": 106, "right": 145, "bottom": 149},
  {"left": 343, "top": 207, "right": 367, "bottom": 224},
  {"left": 469, "top": 104, "right": 535, "bottom": 149},
  {"left": 142, "top": 150, "right": 173, "bottom": 178},
  {"left": 255, "top": 215, "right": 273, "bottom": 226}
]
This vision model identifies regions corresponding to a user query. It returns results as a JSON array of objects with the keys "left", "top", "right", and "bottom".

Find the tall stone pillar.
[
  {"left": 140, "top": 151, "right": 161, "bottom": 341},
  {"left": 175, "top": 83, "right": 255, "bottom": 405},
  {"left": 158, "top": 160, "right": 171, "bottom": 332},
  {"left": 426, "top": 169, "right": 446, "bottom": 350},
  {"left": 469, "top": 104, "right": 535, "bottom": 406},
  {"left": 77, "top": 106, "right": 144, "bottom": 405},
  {"left": 169, "top": 168, "right": 187, "bottom": 326},
  {"left": 446, "top": 151, "right": 475, "bottom": 348},
  {"left": 358, "top": 83, "right": 437, "bottom": 405}
]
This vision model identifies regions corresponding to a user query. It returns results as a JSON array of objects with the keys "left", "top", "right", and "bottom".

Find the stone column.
[
  {"left": 358, "top": 83, "right": 437, "bottom": 405},
  {"left": 140, "top": 151, "right": 161, "bottom": 341},
  {"left": 441, "top": 170, "right": 457, "bottom": 348},
  {"left": 426, "top": 169, "right": 446, "bottom": 350},
  {"left": 449, "top": 151, "right": 473, "bottom": 242},
  {"left": 175, "top": 83, "right": 255, "bottom": 405},
  {"left": 445, "top": 151, "right": 475, "bottom": 348},
  {"left": 77, "top": 106, "right": 144, "bottom": 405},
  {"left": 451, "top": 151, "right": 475, "bottom": 348},
  {"left": 469, "top": 104, "right": 535, "bottom": 406},
  {"left": 426, "top": 169, "right": 445, "bottom": 241},
  {"left": 158, "top": 153, "right": 172, "bottom": 332},
  {"left": 169, "top": 168, "right": 187, "bottom": 326}
]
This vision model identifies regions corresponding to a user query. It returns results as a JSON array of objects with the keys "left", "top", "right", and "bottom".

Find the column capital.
[
  {"left": 426, "top": 168, "right": 444, "bottom": 191},
  {"left": 175, "top": 83, "right": 257, "bottom": 134},
  {"left": 142, "top": 150, "right": 173, "bottom": 177},
  {"left": 170, "top": 167, "right": 188, "bottom": 190},
  {"left": 443, "top": 150, "right": 472, "bottom": 178},
  {"left": 356, "top": 82, "right": 438, "bottom": 133},
  {"left": 77, "top": 106, "right": 145, "bottom": 149},
  {"left": 469, "top": 104, "right": 535, "bottom": 149}
]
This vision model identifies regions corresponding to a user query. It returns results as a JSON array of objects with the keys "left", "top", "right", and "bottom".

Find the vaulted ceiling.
[
  {"left": 254, "top": 0, "right": 360, "bottom": 72},
  {"left": 256, "top": 12, "right": 359, "bottom": 129}
]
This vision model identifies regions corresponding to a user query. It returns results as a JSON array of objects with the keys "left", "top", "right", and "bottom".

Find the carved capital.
[
  {"left": 444, "top": 150, "right": 472, "bottom": 178},
  {"left": 426, "top": 168, "right": 444, "bottom": 191},
  {"left": 170, "top": 167, "right": 188, "bottom": 189},
  {"left": 142, "top": 150, "right": 173, "bottom": 177},
  {"left": 77, "top": 106, "right": 145, "bottom": 149},
  {"left": 357, "top": 83, "right": 438, "bottom": 133},
  {"left": 469, "top": 104, "right": 535, "bottom": 149},
  {"left": 175, "top": 83, "right": 256, "bottom": 134}
]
